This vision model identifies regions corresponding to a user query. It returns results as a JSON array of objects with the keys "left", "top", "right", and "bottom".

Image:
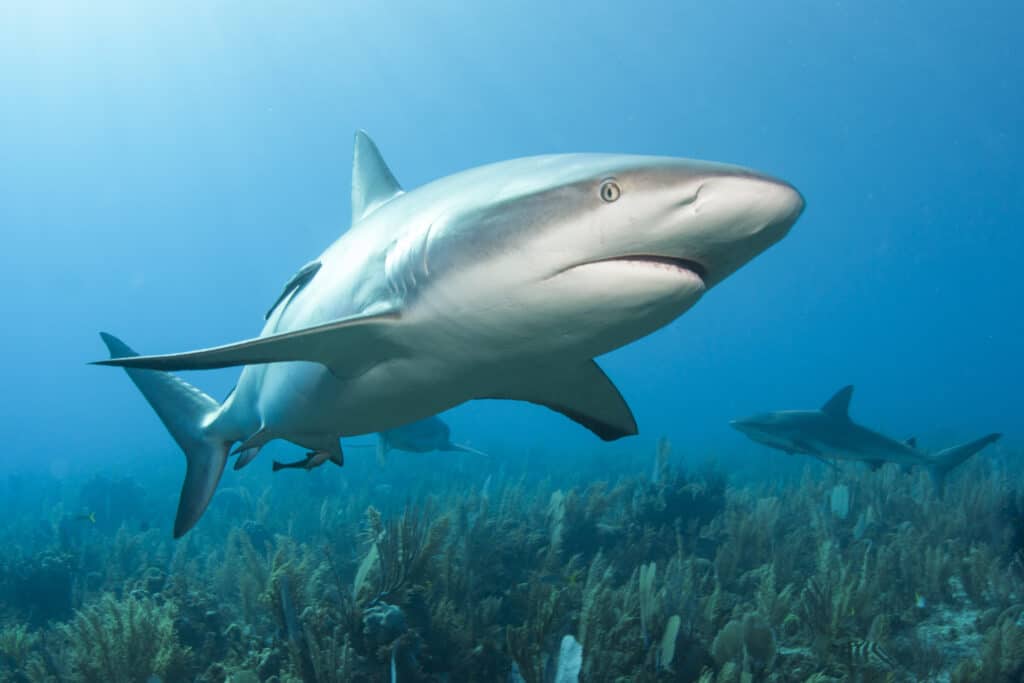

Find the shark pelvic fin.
[
  {"left": 98, "top": 333, "right": 234, "bottom": 538},
  {"left": 485, "top": 360, "right": 638, "bottom": 441},
  {"left": 92, "top": 308, "right": 402, "bottom": 377},
  {"left": 351, "top": 130, "right": 403, "bottom": 224},
  {"left": 822, "top": 385, "right": 854, "bottom": 420}
]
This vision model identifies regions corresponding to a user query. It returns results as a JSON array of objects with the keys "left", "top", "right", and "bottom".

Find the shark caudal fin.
[
  {"left": 926, "top": 433, "right": 1002, "bottom": 493},
  {"left": 99, "top": 333, "right": 233, "bottom": 538}
]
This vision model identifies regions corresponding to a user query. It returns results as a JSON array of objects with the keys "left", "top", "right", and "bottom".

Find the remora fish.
[
  {"left": 730, "top": 385, "right": 1001, "bottom": 489},
  {"left": 95, "top": 130, "right": 804, "bottom": 537}
]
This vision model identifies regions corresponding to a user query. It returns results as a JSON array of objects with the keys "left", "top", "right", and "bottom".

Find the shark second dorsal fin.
[
  {"left": 351, "top": 130, "right": 403, "bottom": 224},
  {"left": 822, "top": 385, "right": 854, "bottom": 420}
]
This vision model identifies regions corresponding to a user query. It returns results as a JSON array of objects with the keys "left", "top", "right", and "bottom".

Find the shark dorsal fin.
[
  {"left": 351, "top": 130, "right": 403, "bottom": 224},
  {"left": 821, "top": 385, "right": 854, "bottom": 420},
  {"left": 905, "top": 437, "right": 917, "bottom": 448}
]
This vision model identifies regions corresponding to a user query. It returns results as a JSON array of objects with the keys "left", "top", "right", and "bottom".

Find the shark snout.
[
  {"left": 686, "top": 172, "right": 805, "bottom": 288},
  {"left": 729, "top": 418, "right": 753, "bottom": 433},
  {"left": 757, "top": 176, "right": 805, "bottom": 240}
]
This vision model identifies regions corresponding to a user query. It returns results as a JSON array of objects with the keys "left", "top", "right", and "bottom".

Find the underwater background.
[{"left": 1, "top": 1, "right": 1022, "bottom": 681}]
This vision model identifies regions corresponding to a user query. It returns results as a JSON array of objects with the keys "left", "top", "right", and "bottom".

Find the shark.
[
  {"left": 95, "top": 130, "right": 804, "bottom": 537},
  {"left": 373, "top": 415, "right": 488, "bottom": 464},
  {"left": 269, "top": 415, "right": 486, "bottom": 471},
  {"left": 730, "top": 385, "right": 1002, "bottom": 490}
]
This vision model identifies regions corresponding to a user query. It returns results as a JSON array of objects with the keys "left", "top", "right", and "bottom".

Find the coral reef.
[{"left": 0, "top": 437, "right": 1020, "bottom": 681}]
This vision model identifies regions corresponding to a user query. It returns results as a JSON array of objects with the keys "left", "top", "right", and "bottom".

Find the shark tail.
[
  {"left": 926, "top": 433, "right": 1002, "bottom": 493},
  {"left": 99, "top": 333, "right": 235, "bottom": 538}
]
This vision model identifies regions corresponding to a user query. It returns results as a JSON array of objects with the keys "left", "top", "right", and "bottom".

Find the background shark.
[
  {"left": 372, "top": 415, "right": 488, "bottom": 465},
  {"left": 269, "top": 415, "right": 487, "bottom": 471},
  {"left": 95, "top": 130, "right": 803, "bottom": 537},
  {"left": 730, "top": 385, "right": 1001, "bottom": 490}
]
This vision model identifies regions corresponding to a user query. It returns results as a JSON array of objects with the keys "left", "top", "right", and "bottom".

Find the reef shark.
[
  {"left": 95, "top": 130, "right": 804, "bottom": 537},
  {"left": 372, "top": 415, "right": 488, "bottom": 464},
  {"left": 730, "top": 385, "right": 1001, "bottom": 489},
  {"left": 269, "top": 415, "right": 486, "bottom": 471}
]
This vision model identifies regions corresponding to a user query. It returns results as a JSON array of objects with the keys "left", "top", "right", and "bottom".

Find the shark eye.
[{"left": 599, "top": 180, "right": 621, "bottom": 203}]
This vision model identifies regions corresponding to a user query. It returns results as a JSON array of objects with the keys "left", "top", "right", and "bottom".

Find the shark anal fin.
[
  {"left": 484, "top": 360, "right": 637, "bottom": 441},
  {"left": 92, "top": 309, "right": 402, "bottom": 378},
  {"left": 822, "top": 385, "right": 854, "bottom": 420}
]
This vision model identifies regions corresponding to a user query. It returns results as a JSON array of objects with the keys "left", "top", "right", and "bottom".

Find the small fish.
[
  {"left": 848, "top": 639, "right": 897, "bottom": 671},
  {"left": 74, "top": 512, "right": 96, "bottom": 524},
  {"left": 915, "top": 593, "right": 927, "bottom": 609},
  {"left": 272, "top": 450, "right": 337, "bottom": 472}
]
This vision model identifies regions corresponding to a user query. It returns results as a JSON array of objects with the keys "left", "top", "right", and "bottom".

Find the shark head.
[
  {"left": 416, "top": 153, "right": 805, "bottom": 360},
  {"left": 729, "top": 412, "right": 814, "bottom": 454}
]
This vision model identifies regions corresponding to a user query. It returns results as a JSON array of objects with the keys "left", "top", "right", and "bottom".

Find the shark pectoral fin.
[
  {"left": 485, "top": 360, "right": 638, "bottom": 441},
  {"left": 92, "top": 309, "right": 402, "bottom": 376},
  {"left": 904, "top": 437, "right": 917, "bottom": 449}
]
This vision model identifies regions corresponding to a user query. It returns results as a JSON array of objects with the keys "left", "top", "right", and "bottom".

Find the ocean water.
[{"left": 1, "top": 2, "right": 1021, "bottom": 682}]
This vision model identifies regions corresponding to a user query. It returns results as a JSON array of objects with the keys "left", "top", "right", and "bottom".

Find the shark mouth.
[{"left": 595, "top": 255, "right": 707, "bottom": 282}]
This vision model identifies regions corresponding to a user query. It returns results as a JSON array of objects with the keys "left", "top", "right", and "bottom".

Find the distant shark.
[
  {"left": 95, "top": 130, "right": 804, "bottom": 537},
  {"left": 269, "top": 415, "right": 487, "bottom": 471},
  {"left": 373, "top": 415, "right": 488, "bottom": 464},
  {"left": 730, "top": 385, "right": 1001, "bottom": 490}
]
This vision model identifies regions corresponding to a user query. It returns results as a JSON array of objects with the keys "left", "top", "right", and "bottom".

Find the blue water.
[{"left": 1, "top": 1, "right": 1020, "bottom": 479}]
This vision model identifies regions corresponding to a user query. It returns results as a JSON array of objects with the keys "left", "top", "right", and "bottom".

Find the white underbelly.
[{"left": 253, "top": 356, "right": 492, "bottom": 439}]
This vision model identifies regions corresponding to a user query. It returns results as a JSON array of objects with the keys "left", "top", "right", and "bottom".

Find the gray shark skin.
[
  {"left": 95, "top": 130, "right": 804, "bottom": 537},
  {"left": 730, "top": 385, "right": 1001, "bottom": 490}
]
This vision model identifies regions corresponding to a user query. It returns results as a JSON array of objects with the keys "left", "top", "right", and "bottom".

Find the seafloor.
[{"left": 1, "top": 438, "right": 1021, "bottom": 682}]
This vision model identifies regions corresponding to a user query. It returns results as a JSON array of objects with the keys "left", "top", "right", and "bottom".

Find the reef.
[{"left": 0, "top": 437, "right": 1021, "bottom": 682}]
